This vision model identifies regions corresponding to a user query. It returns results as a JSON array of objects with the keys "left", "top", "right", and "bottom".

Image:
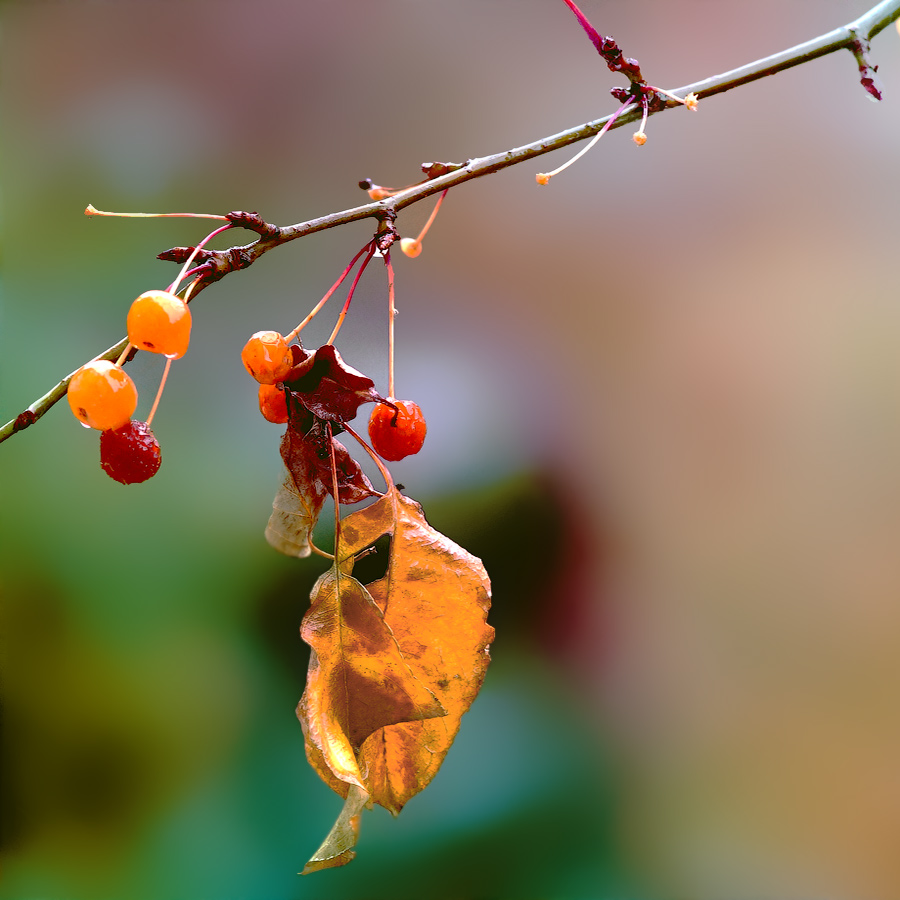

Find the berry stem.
[
  {"left": 537, "top": 97, "right": 635, "bottom": 183},
  {"left": 414, "top": 189, "right": 448, "bottom": 245},
  {"left": 145, "top": 357, "right": 172, "bottom": 428},
  {"left": 84, "top": 204, "right": 230, "bottom": 221},
  {"left": 326, "top": 244, "right": 377, "bottom": 345},
  {"left": 648, "top": 86, "right": 696, "bottom": 106},
  {"left": 181, "top": 276, "right": 202, "bottom": 304},
  {"left": 385, "top": 250, "right": 397, "bottom": 400},
  {"left": 286, "top": 241, "right": 375, "bottom": 342},
  {"left": 558, "top": 0, "right": 604, "bottom": 55},
  {"left": 343, "top": 422, "right": 394, "bottom": 495},
  {"left": 326, "top": 422, "right": 343, "bottom": 563}
]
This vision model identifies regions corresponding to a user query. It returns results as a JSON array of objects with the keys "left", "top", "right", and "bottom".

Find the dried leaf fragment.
[
  {"left": 265, "top": 462, "right": 323, "bottom": 558},
  {"left": 301, "top": 784, "right": 369, "bottom": 875}
]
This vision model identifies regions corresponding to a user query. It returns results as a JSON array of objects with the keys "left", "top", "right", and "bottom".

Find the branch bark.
[{"left": 2, "top": 0, "right": 898, "bottom": 445}]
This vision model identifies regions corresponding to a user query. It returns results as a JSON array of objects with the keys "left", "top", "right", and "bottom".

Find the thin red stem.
[
  {"left": 385, "top": 251, "right": 396, "bottom": 399},
  {"left": 343, "top": 423, "right": 394, "bottom": 495},
  {"left": 145, "top": 357, "right": 172, "bottom": 427},
  {"left": 414, "top": 189, "right": 448, "bottom": 244},
  {"left": 559, "top": 0, "right": 604, "bottom": 53},
  {"left": 326, "top": 422, "right": 344, "bottom": 565},
  {"left": 326, "top": 244, "right": 377, "bottom": 345},
  {"left": 287, "top": 240, "right": 374, "bottom": 342}
]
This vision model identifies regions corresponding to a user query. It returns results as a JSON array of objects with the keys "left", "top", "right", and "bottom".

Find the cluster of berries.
[
  {"left": 241, "top": 330, "right": 426, "bottom": 462},
  {"left": 66, "top": 289, "right": 191, "bottom": 483}
]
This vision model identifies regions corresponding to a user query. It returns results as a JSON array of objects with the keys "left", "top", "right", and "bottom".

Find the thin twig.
[{"left": 2, "top": 0, "right": 898, "bottom": 446}]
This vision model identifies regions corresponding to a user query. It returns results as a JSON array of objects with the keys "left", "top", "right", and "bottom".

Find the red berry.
[
  {"left": 68, "top": 360, "right": 138, "bottom": 431},
  {"left": 258, "top": 383, "right": 289, "bottom": 424},
  {"left": 127, "top": 290, "right": 192, "bottom": 359},
  {"left": 241, "top": 331, "right": 294, "bottom": 384},
  {"left": 368, "top": 400, "right": 427, "bottom": 461},
  {"left": 100, "top": 420, "right": 162, "bottom": 484}
]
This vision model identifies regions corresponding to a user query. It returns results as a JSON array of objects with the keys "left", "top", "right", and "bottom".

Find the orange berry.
[
  {"left": 67, "top": 360, "right": 138, "bottom": 431},
  {"left": 241, "top": 331, "right": 294, "bottom": 384},
  {"left": 400, "top": 237, "right": 422, "bottom": 258},
  {"left": 368, "top": 400, "right": 427, "bottom": 461},
  {"left": 258, "top": 383, "right": 289, "bottom": 424},
  {"left": 127, "top": 290, "right": 192, "bottom": 359}
]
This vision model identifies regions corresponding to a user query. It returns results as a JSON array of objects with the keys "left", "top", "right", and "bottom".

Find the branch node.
[
  {"left": 227, "top": 246, "right": 255, "bottom": 271},
  {"left": 375, "top": 209, "right": 399, "bottom": 254},
  {"left": 420, "top": 161, "right": 465, "bottom": 180},
  {"left": 13, "top": 410, "right": 37, "bottom": 433},
  {"left": 226, "top": 210, "right": 280, "bottom": 237}
]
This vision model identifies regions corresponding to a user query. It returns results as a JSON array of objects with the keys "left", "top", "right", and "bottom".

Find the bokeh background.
[{"left": 2, "top": 1, "right": 900, "bottom": 898}]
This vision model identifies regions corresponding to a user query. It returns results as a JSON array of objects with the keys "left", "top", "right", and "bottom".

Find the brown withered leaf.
[
  {"left": 299, "top": 485, "right": 493, "bottom": 874},
  {"left": 284, "top": 344, "right": 383, "bottom": 424},
  {"left": 298, "top": 567, "right": 447, "bottom": 791},
  {"left": 280, "top": 410, "right": 379, "bottom": 508},
  {"left": 342, "top": 488, "right": 494, "bottom": 814}
]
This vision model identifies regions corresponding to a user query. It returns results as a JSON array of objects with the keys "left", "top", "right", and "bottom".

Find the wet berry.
[
  {"left": 100, "top": 420, "right": 162, "bottom": 484},
  {"left": 368, "top": 400, "right": 427, "bottom": 461},
  {"left": 127, "top": 290, "right": 192, "bottom": 359},
  {"left": 241, "top": 331, "right": 294, "bottom": 384},
  {"left": 67, "top": 360, "right": 138, "bottom": 431},
  {"left": 258, "top": 382, "right": 289, "bottom": 424}
]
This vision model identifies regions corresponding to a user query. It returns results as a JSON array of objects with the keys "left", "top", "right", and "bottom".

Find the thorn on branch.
[{"left": 849, "top": 36, "right": 884, "bottom": 101}]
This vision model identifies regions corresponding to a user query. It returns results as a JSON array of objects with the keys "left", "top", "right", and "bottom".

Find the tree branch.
[{"left": 2, "top": 0, "right": 898, "bottom": 446}]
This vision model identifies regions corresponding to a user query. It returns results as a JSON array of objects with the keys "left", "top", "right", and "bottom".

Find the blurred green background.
[{"left": 2, "top": 1, "right": 900, "bottom": 898}]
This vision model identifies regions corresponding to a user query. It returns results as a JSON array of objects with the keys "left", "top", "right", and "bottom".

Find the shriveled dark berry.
[{"left": 100, "top": 420, "right": 162, "bottom": 484}]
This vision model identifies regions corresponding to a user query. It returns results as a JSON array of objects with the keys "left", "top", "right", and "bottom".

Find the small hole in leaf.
[{"left": 351, "top": 534, "right": 391, "bottom": 586}]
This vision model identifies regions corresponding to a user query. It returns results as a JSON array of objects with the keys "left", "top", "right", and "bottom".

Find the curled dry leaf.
[
  {"left": 284, "top": 343, "right": 384, "bottom": 423},
  {"left": 301, "top": 784, "right": 369, "bottom": 875},
  {"left": 265, "top": 461, "right": 322, "bottom": 558},
  {"left": 297, "top": 485, "right": 493, "bottom": 871}
]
